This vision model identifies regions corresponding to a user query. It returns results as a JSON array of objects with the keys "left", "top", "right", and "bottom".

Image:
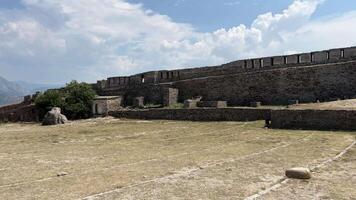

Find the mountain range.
[{"left": 0, "top": 76, "right": 62, "bottom": 106}]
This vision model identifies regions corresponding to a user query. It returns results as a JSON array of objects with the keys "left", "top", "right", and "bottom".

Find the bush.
[
  {"left": 35, "top": 81, "right": 96, "bottom": 120},
  {"left": 35, "top": 90, "right": 64, "bottom": 110},
  {"left": 63, "top": 81, "right": 96, "bottom": 119}
]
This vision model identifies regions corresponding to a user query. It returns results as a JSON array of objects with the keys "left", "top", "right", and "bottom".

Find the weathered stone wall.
[
  {"left": 171, "top": 61, "right": 356, "bottom": 105},
  {"left": 0, "top": 104, "right": 39, "bottom": 122},
  {"left": 100, "top": 46, "right": 356, "bottom": 86},
  {"left": 271, "top": 109, "right": 356, "bottom": 131},
  {"left": 94, "top": 46, "right": 356, "bottom": 106},
  {"left": 92, "top": 97, "right": 123, "bottom": 116},
  {"left": 109, "top": 108, "right": 271, "bottom": 121}
]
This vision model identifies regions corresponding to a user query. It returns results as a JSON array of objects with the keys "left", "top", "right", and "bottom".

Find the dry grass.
[
  {"left": 289, "top": 99, "right": 356, "bottom": 110},
  {"left": 0, "top": 117, "right": 355, "bottom": 200}
]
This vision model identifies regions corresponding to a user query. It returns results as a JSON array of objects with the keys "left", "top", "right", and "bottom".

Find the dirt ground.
[
  {"left": 289, "top": 99, "right": 356, "bottom": 110},
  {"left": 0, "top": 118, "right": 355, "bottom": 200}
]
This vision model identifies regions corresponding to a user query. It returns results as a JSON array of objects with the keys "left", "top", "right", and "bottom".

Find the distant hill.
[{"left": 0, "top": 76, "right": 62, "bottom": 106}]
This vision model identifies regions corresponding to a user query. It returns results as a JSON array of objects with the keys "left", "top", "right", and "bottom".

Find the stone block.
[
  {"left": 286, "top": 55, "right": 298, "bottom": 64},
  {"left": 183, "top": 100, "right": 198, "bottom": 109},
  {"left": 23, "top": 95, "right": 32, "bottom": 103},
  {"left": 262, "top": 57, "right": 272, "bottom": 67},
  {"left": 288, "top": 100, "right": 299, "bottom": 105},
  {"left": 133, "top": 97, "right": 144, "bottom": 108},
  {"left": 344, "top": 47, "right": 356, "bottom": 58},
  {"left": 271, "top": 56, "right": 285, "bottom": 66},
  {"left": 299, "top": 53, "right": 312, "bottom": 63},
  {"left": 285, "top": 167, "right": 311, "bottom": 179},
  {"left": 313, "top": 51, "right": 328, "bottom": 62},
  {"left": 250, "top": 102, "right": 261, "bottom": 107},
  {"left": 253, "top": 59, "right": 261, "bottom": 68},
  {"left": 246, "top": 60, "right": 254, "bottom": 69},
  {"left": 163, "top": 88, "right": 179, "bottom": 107},
  {"left": 329, "top": 49, "right": 341, "bottom": 61}
]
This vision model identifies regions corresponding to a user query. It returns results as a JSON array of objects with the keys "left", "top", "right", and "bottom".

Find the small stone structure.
[
  {"left": 42, "top": 107, "right": 68, "bottom": 126},
  {"left": 288, "top": 100, "right": 299, "bottom": 105},
  {"left": 183, "top": 100, "right": 198, "bottom": 109},
  {"left": 133, "top": 97, "right": 145, "bottom": 108},
  {"left": 163, "top": 88, "right": 179, "bottom": 107},
  {"left": 197, "top": 101, "right": 227, "bottom": 108},
  {"left": 250, "top": 102, "right": 261, "bottom": 107},
  {"left": 92, "top": 96, "right": 123, "bottom": 116}
]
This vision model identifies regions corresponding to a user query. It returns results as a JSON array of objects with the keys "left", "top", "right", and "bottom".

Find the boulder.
[
  {"left": 285, "top": 167, "right": 311, "bottom": 179},
  {"left": 42, "top": 107, "right": 68, "bottom": 126}
]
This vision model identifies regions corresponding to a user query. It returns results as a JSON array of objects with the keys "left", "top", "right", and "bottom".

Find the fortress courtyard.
[{"left": 0, "top": 118, "right": 355, "bottom": 200}]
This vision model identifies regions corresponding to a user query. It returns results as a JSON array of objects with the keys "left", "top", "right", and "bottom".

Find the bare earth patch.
[
  {"left": 289, "top": 99, "right": 356, "bottom": 110},
  {"left": 0, "top": 118, "right": 355, "bottom": 199}
]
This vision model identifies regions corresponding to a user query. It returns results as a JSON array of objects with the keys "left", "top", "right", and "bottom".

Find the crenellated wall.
[
  {"left": 94, "top": 46, "right": 356, "bottom": 106},
  {"left": 98, "top": 46, "right": 356, "bottom": 88}
]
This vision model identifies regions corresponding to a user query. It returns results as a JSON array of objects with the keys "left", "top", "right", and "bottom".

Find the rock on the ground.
[
  {"left": 57, "top": 172, "right": 68, "bottom": 177},
  {"left": 42, "top": 107, "right": 68, "bottom": 126},
  {"left": 285, "top": 167, "right": 312, "bottom": 179}
]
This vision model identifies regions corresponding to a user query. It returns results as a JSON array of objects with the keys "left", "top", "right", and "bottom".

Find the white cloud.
[{"left": 0, "top": 0, "right": 355, "bottom": 83}]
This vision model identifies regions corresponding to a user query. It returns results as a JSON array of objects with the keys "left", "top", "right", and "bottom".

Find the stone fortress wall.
[
  {"left": 0, "top": 95, "right": 39, "bottom": 122},
  {"left": 95, "top": 46, "right": 356, "bottom": 106}
]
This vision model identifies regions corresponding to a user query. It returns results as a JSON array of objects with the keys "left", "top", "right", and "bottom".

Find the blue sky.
[{"left": 0, "top": 0, "right": 356, "bottom": 84}]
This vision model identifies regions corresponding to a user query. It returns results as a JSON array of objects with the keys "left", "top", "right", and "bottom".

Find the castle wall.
[
  {"left": 271, "top": 109, "right": 356, "bottom": 131},
  {"left": 109, "top": 108, "right": 270, "bottom": 122},
  {"left": 0, "top": 104, "right": 39, "bottom": 122},
  {"left": 93, "top": 46, "right": 356, "bottom": 106},
  {"left": 99, "top": 46, "right": 356, "bottom": 87},
  {"left": 170, "top": 61, "right": 356, "bottom": 105}
]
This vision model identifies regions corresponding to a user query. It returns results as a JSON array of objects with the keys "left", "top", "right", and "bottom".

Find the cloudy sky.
[{"left": 0, "top": 0, "right": 356, "bottom": 84}]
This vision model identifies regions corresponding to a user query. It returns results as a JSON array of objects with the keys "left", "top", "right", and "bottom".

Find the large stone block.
[
  {"left": 285, "top": 167, "right": 311, "bottom": 179},
  {"left": 262, "top": 57, "right": 272, "bottom": 67},
  {"left": 250, "top": 102, "right": 261, "bottom": 107},
  {"left": 271, "top": 56, "right": 285, "bottom": 66},
  {"left": 329, "top": 49, "right": 341, "bottom": 61},
  {"left": 245, "top": 60, "right": 254, "bottom": 69},
  {"left": 344, "top": 47, "right": 356, "bottom": 58},
  {"left": 133, "top": 97, "right": 145, "bottom": 108},
  {"left": 299, "top": 53, "right": 312, "bottom": 63},
  {"left": 286, "top": 55, "right": 298, "bottom": 64},
  {"left": 163, "top": 88, "right": 179, "bottom": 107},
  {"left": 313, "top": 51, "right": 328, "bottom": 63},
  {"left": 183, "top": 100, "right": 198, "bottom": 109}
]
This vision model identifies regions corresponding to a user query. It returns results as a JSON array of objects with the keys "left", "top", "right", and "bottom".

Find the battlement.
[{"left": 97, "top": 46, "right": 356, "bottom": 89}]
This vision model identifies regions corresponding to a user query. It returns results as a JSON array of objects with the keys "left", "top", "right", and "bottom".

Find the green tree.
[
  {"left": 35, "top": 81, "right": 96, "bottom": 120},
  {"left": 35, "top": 90, "right": 64, "bottom": 111},
  {"left": 63, "top": 81, "right": 96, "bottom": 119}
]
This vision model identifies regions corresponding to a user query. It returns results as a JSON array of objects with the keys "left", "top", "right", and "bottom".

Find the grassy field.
[{"left": 0, "top": 118, "right": 355, "bottom": 200}]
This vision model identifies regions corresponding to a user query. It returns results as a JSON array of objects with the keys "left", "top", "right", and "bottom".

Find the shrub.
[
  {"left": 63, "top": 81, "right": 96, "bottom": 119},
  {"left": 35, "top": 81, "right": 96, "bottom": 120}
]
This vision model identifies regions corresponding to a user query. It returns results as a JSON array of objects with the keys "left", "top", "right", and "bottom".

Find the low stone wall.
[
  {"left": 109, "top": 108, "right": 271, "bottom": 121},
  {"left": 0, "top": 104, "right": 39, "bottom": 122},
  {"left": 271, "top": 109, "right": 356, "bottom": 131},
  {"left": 197, "top": 101, "right": 227, "bottom": 108}
]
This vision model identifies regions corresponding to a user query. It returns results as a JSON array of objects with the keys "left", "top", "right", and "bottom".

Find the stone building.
[{"left": 92, "top": 96, "right": 123, "bottom": 116}]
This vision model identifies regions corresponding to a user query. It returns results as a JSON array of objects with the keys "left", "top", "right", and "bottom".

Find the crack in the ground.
[
  {"left": 244, "top": 139, "right": 356, "bottom": 200},
  {"left": 81, "top": 134, "right": 314, "bottom": 200}
]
